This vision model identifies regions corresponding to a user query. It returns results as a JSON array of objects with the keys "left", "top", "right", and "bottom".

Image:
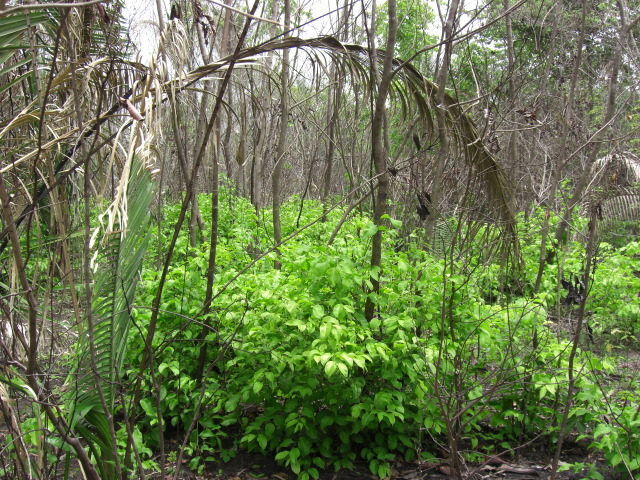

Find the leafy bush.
[{"left": 124, "top": 195, "right": 640, "bottom": 479}]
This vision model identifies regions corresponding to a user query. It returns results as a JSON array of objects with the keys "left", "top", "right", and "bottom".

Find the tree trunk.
[
  {"left": 272, "top": 0, "right": 290, "bottom": 270},
  {"left": 364, "top": 0, "right": 398, "bottom": 321},
  {"left": 425, "top": 0, "right": 462, "bottom": 248},
  {"left": 195, "top": 0, "right": 234, "bottom": 382},
  {"left": 554, "top": 0, "right": 634, "bottom": 245},
  {"left": 322, "top": 0, "right": 351, "bottom": 203},
  {"left": 504, "top": 0, "right": 518, "bottom": 165}
]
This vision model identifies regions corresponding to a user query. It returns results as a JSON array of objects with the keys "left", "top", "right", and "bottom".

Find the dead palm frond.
[
  {"left": 589, "top": 151, "right": 640, "bottom": 193},
  {"left": 162, "top": 35, "right": 519, "bottom": 256},
  {"left": 601, "top": 193, "right": 640, "bottom": 222},
  {"left": 2, "top": 34, "right": 519, "bottom": 259}
]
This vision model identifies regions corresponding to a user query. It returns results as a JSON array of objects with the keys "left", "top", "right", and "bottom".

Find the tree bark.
[
  {"left": 425, "top": 0, "right": 462, "bottom": 247},
  {"left": 364, "top": 0, "right": 398, "bottom": 321},
  {"left": 272, "top": 0, "right": 290, "bottom": 270}
]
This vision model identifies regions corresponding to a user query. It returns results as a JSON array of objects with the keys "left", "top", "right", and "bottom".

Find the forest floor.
[
  {"left": 0, "top": 304, "right": 636, "bottom": 479},
  {"left": 164, "top": 438, "right": 625, "bottom": 480},
  {"left": 0, "top": 428, "right": 626, "bottom": 480}
]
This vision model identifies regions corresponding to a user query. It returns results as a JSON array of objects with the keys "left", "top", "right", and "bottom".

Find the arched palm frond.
[
  {"left": 583, "top": 152, "right": 640, "bottom": 238},
  {"left": 589, "top": 151, "right": 640, "bottom": 194},
  {"left": 152, "top": 35, "right": 519, "bottom": 254},
  {"left": 4, "top": 33, "right": 519, "bottom": 257}
]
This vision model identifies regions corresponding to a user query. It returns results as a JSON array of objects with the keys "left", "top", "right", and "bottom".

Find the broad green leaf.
[
  {"left": 275, "top": 450, "right": 289, "bottom": 461},
  {"left": 324, "top": 360, "right": 337, "bottom": 376},
  {"left": 312, "top": 304, "right": 324, "bottom": 319}
]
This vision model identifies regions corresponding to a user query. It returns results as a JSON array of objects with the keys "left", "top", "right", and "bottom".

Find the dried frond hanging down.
[
  {"left": 157, "top": 17, "right": 190, "bottom": 79},
  {"left": 119, "top": 97, "right": 144, "bottom": 121},
  {"left": 589, "top": 151, "right": 640, "bottom": 194},
  {"left": 177, "top": 36, "right": 517, "bottom": 258},
  {"left": 2, "top": 31, "right": 519, "bottom": 258},
  {"left": 91, "top": 55, "right": 161, "bottom": 251}
]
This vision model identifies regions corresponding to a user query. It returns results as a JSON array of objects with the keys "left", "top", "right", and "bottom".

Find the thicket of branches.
[{"left": 1, "top": 0, "right": 639, "bottom": 478}]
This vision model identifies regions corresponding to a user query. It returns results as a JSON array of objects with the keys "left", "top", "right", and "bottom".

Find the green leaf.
[
  {"left": 298, "top": 437, "right": 312, "bottom": 455},
  {"left": 324, "top": 361, "right": 337, "bottom": 376},
  {"left": 289, "top": 447, "right": 300, "bottom": 463},
  {"left": 275, "top": 450, "right": 289, "bottom": 461},
  {"left": 320, "top": 415, "right": 334, "bottom": 428},
  {"left": 312, "top": 305, "right": 324, "bottom": 319},
  {"left": 363, "top": 222, "right": 379, "bottom": 238},
  {"left": 319, "top": 322, "right": 330, "bottom": 338},
  {"left": 370, "top": 266, "right": 381, "bottom": 281},
  {"left": 381, "top": 214, "right": 402, "bottom": 228},
  {"left": 64, "top": 156, "right": 155, "bottom": 478},
  {"left": 265, "top": 422, "right": 275, "bottom": 436}
]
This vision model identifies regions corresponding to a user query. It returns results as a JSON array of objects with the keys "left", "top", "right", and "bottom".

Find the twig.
[
  {"left": 204, "top": 0, "right": 282, "bottom": 26},
  {"left": 0, "top": 0, "right": 106, "bottom": 17}
]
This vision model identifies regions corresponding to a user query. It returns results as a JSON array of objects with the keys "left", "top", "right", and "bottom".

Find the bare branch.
[
  {"left": 0, "top": 0, "right": 106, "bottom": 17},
  {"left": 204, "top": 0, "right": 283, "bottom": 26}
]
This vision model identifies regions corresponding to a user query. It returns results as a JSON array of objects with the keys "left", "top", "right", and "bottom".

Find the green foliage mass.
[
  {"left": 375, "top": 0, "right": 437, "bottom": 68},
  {"left": 118, "top": 185, "right": 640, "bottom": 478}
]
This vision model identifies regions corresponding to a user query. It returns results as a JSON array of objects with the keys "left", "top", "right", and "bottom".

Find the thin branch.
[
  {"left": 0, "top": 0, "right": 106, "bottom": 17},
  {"left": 393, "top": 0, "right": 529, "bottom": 77},
  {"left": 204, "top": 0, "right": 283, "bottom": 25}
]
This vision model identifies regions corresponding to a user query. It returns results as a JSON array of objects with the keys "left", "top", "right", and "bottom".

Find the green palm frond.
[
  {"left": 0, "top": 11, "right": 55, "bottom": 95},
  {"left": 66, "top": 155, "right": 154, "bottom": 478}
]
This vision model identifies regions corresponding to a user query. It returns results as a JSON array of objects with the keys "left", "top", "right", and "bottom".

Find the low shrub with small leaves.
[{"left": 125, "top": 195, "right": 640, "bottom": 479}]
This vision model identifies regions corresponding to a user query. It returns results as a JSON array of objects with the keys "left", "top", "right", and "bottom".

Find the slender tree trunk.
[
  {"left": 195, "top": 0, "right": 233, "bottom": 382},
  {"left": 550, "top": 205, "right": 599, "bottom": 479},
  {"left": 163, "top": 12, "right": 206, "bottom": 248},
  {"left": 364, "top": 0, "right": 398, "bottom": 321},
  {"left": 126, "top": 3, "right": 259, "bottom": 465},
  {"left": 554, "top": 0, "right": 634, "bottom": 245},
  {"left": 425, "top": 0, "right": 462, "bottom": 246},
  {"left": 539, "top": 0, "right": 586, "bottom": 257},
  {"left": 0, "top": 171, "right": 104, "bottom": 480},
  {"left": 322, "top": 72, "right": 341, "bottom": 202},
  {"left": 272, "top": 0, "right": 290, "bottom": 270},
  {"left": 504, "top": 0, "right": 518, "bottom": 163},
  {"left": 322, "top": 0, "right": 350, "bottom": 203},
  {"left": 532, "top": 0, "right": 566, "bottom": 293}
]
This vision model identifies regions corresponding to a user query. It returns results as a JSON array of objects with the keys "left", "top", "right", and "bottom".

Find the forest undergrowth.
[
  {"left": 1, "top": 185, "right": 640, "bottom": 480},
  {"left": 116, "top": 187, "right": 640, "bottom": 480}
]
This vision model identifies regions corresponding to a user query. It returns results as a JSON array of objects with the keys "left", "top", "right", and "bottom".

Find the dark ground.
[{"left": 158, "top": 438, "right": 627, "bottom": 480}]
